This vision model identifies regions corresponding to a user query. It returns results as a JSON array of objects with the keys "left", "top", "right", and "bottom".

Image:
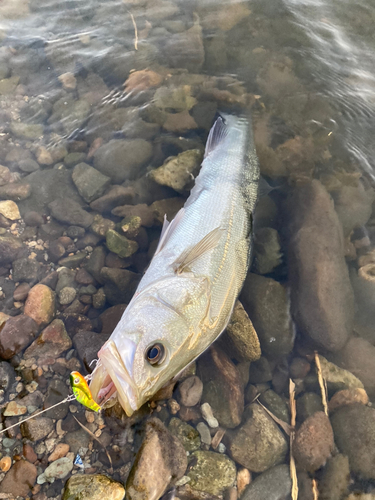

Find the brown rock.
[
  {"left": 13, "top": 282, "right": 30, "bottom": 301},
  {"left": 23, "top": 318, "right": 72, "bottom": 362},
  {"left": 23, "top": 443, "right": 38, "bottom": 463},
  {"left": 0, "top": 182, "right": 31, "bottom": 201},
  {"left": 329, "top": 388, "right": 369, "bottom": 412},
  {"left": 21, "top": 417, "right": 54, "bottom": 442},
  {"left": 48, "top": 443, "right": 70, "bottom": 462},
  {"left": 0, "top": 314, "right": 38, "bottom": 359},
  {"left": 24, "top": 284, "right": 56, "bottom": 327},
  {"left": 112, "top": 203, "right": 154, "bottom": 227},
  {"left": 0, "top": 460, "right": 37, "bottom": 497},
  {"left": 293, "top": 412, "right": 334, "bottom": 472},
  {"left": 178, "top": 376, "right": 203, "bottom": 407},
  {"left": 90, "top": 185, "right": 135, "bottom": 213},
  {"left": 124, "top": 69, "right": 164, "bottom": 93},
  {"left": 0, "top": 456, "right": 11, "bottom": 472}
]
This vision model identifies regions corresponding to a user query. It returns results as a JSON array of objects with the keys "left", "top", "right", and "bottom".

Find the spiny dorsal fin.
[
  {"left": 174, "top": 227, "right": 223, "bottom": 274},
  {"left": 154, "top": 208, "right": 185, "bottom": 255},
  {"left": 204, "top": 115, "right": 228, "bottom": 158}
]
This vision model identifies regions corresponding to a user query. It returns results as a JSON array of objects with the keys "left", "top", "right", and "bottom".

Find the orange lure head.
[{"left": 70, "top": 371, "right": 101, "bottom": 412}]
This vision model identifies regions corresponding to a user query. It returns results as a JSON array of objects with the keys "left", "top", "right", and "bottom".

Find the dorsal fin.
[{"left": 204, "top": 115, "right": 228, "bottom": 158}]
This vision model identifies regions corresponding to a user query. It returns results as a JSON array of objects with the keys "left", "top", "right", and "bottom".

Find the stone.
[
  {"left": 240, "top": 465, "right": 291, "bottom": 500},
  {"left": 258, "top": 390, "right": 290, "bottom": 423},
  {"left": 0, "top": 360, "right": 16, "bottom": 393},
  {"left": 24, "top": 211, "right": 44, "bottom": 226},
  {"left": 48, "top": 97, "right": 90, "bottom": 136},
  {"left": 49, "top": 198, "right": 94, "bottom": 228},
  {"left": 94, "top": 139, "right": 153, "bottom": 183},
  {"left": 24, "top": 319, "right": 72, "bottom": 362},
  {"left": 106, "top": 229, "right": 139, "bottom": 258},
  {"left": 0, "top": 234, "right": 24, "bottom": 264},
  {"left": 23, "top": 443, "right": 37, "bottom": 463},
  {"left": 126, "top": 418, "right": 187, "bottom": 500},
  {"left": 85, "top": 246, "right": 106, "bottom": 283},
  {"left": 154, "top": 85, "right": 197, "bottom": 113},
  {"left": 39, "top": 457, "right": 73, "bottom": 484},
  {"left": 196, "top": 422, "right": 211, "bottom": 446},
  {"left": 0, "top": 182, "right": 31, "bottom": 201},
  {"left": 186, "top": 451, "right": 236, "bottom": 496},
  {"left": 253, "top": 227, "right": 283, "bottom": 275},
  {"left": 296, "top": 393, "right": 324, "bottom": 422},
  {"left": 168, "top": 417, "right": 201, "bottom": 452},
  {"left": 100, "top": 267, "right": 140, "bottom": 305},
  {"left": 21, "top": 417, "right": 54, "bottom": 441},
  {"left": 149, "top": 150, "right": 202, "bottom": 193},
  {"left": 164, "top": 24, "right": 204, "bottom": 72},
  {"left": 72, "top": 162, "right": 111, "bottom": 203},
  {"left": 12, "top": 257, "right": 41, "bottom": 283},
  {"left": 0, "top": 314, "right": 38, "bottom": 359},
  {"left": 124, "top": 69, "right": 163, "bottom": 94},
  {"left": 112, "top": 203, "right": 155, "bottom": 227},
  {"left": 201, "top": 402, "right": 219, "bottom": 428},
  {"left": 59, "top": 286, "right": 77, "bottom": 305},
  {"left": 58, "top": 72, "right": 76, "bottom": 90},
  {"left": 329, "top": 388, "right": 369, "bottom": 412},
  {"left": 10, "top": 121, "right": 43, "bottom": 139},
  {"left": 240, "top": 273, "right": 294, "bottom": 359},
  {"left": 293, "top": 412, "right": 334, "bottom": 472},
  {"left": 226, "top": 404, "right": 288, "bottom": 472},
  {"left": 90, "top": 185, "right": 135, "bottom": 213},
  {"left": 178, "top": 376, "right": 203, "bottom": 407},
  {"left": 4, "top": 400, "right": 27, "bottom": 416},
  {"left": 73, "top": 331, "right": 110, "bottom": 371},
  {"left": 0, "top": 165, "right": 11, "bottom": 186},
  {"left": 100, "top": 304, "right": 127, "bottom": 335},
  {"left": 64, "top": 428, "right": 90, "bottom": 455},
  {"left": 19, "top": 158, "right": 39, "bottom": 172},
  {"left": 24, "top": 284, "right": 55, "bottom": 327},
  {"left": 285, "top": 180, "right": 355, "bottom": 351},
  {"left": 59, "top": 252, "right": 87, "bottom": 268},
  {"left": 48, "top": 443, "right": 70, "bottom": 462},
  {"left": 248, "top": 357, "right": 272, "bottom": 383},
  {"left": 36, "top": 146, "right": 53, "bottom": 166},
  {"left": 0, "top": 459, "right": 37, "bottom": 497},
  {"left": 318, "top": 354, "right": 364, "bottom": 394},
  {"left": 91, "top": 214, "right": 116, "bottom": 237},
  {"left": 0, "top": 200, "right": 20, "bottom": 220},
  {"left": 163, "top": 110, "right": 198, "bottom": 133},
  {"left": 63, "top": 474, "right": 125, "bottom": 500},
  {"left": 199, "top": 345, "right": 244, "bottom": 428},
  {"left": 0, "top": 456, "right": 11, "bottom": 472},
  {"left": 319, "top": 454, "right": 350, "bottom": 500}
]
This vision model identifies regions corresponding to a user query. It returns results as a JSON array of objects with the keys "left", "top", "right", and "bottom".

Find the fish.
[
  {"left": 70, "top": 371, "right": 101, "bottom": 412},
  {"left": 89, "top": 112, "right": 260, "bottom": 416}
]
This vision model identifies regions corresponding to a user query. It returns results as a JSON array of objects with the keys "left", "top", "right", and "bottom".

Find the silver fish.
[{"left": 89, "top": 112, "right": 260, "bottom": 416}]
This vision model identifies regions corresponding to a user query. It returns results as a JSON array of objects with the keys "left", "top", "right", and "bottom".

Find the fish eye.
[
  {"left": 74, "top": 377, "right": 80, "bottom": 384},
  {"left": 146, "top": 343, "right": 165, "bottom": 366}
]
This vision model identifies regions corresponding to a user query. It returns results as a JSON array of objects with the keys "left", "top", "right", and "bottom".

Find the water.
[{"left": 1, "top": 0, "right": 375, "bottom": 498}]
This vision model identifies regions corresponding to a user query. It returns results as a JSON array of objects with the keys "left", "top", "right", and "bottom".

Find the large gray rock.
[
  {"left": 285, "top": 180, "right": 355, "bottom": 351},
  {"left": 241, "top": 465, "right": 291, "bottom": 500},
  {"left": 49, "top": 198, "right": 94, "bottom": 228},
  {"left": 93, "top": 139, "right": 153, "bottom": 183},
  {"left": 163, "top": 24, "right": 204, "bottom": 72},
  {"left": 72, "top": 162, "right": 111, "bottom": 203}
]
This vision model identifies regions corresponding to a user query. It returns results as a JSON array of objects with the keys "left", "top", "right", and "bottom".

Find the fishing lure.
[{"left": 70, "top": 371, "right": 101, "bottom": 412}]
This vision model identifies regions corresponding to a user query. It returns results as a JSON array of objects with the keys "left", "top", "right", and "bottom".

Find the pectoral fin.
[
  {"left": 154, "top": 208, "right": 185, "bottom": 255},
  {"left": 174, "top": 227, "right": 223, "bottom": 274}
]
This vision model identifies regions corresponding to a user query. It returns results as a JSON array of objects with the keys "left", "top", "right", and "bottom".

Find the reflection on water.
[{"left": 0, "top": 0, "right": 375, "bottom": 499}]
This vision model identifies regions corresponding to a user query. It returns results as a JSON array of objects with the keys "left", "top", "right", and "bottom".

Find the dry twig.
[
  {"left": 73, "top": 415, "right": 113, "bottom": 472},
  {"left": 289, "top": 379, "right": 298, "bottom": 500},
  {"left": 312, "top": 478, "right": 319, "bottom": 500},
  {"left": 128, "top": 11, "right": 138, "bottom": 50},
  {"left": 314, "top": 351, "right": 328, "bottom": 416}
]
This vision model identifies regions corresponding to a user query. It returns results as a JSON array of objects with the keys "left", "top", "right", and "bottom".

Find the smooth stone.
[
  {"left": 4, "top": 400, "right": 27, "bottom": 416},
  {"left": 59, "top": 286, "right": 77, "bottom": 305},
  {"left": 40, "top": 457, "right": 73, "bottom": 483},
  {"left": 24, "top": 211, "right": 44, "bottom": 226},
  {"left": 0, "top": 314, "right": 38, "bottom": 359},
  {"left": 12, "top": 257, "right": 41, "bottom": 283},
  {"left": 163, "top": 24, "right": 204, "bottom": 72},
  {"left": 10, "top": 121, "right": 43, "bottom": 139},
  {"left": 226, "top": 404, "right": 288, "bottom": 472},
  {"left": 18, "top": 158, "right": 39, "bottom": 172},
  {"left": 58, "top": 252, "right": 87, "bottom": 268},
  {"left": 285, "top": 180, "right": 355, "bottom": 351},
  {"left": 241, "top": 465, "right": 291, "bottom": 500},
  {"left": 0, "top": 200, "right": 20, "bottom": 220},
  {"left": 64, "top": 428, "right": 90, "bottom": 455},
  {"left": 0, "top": 183, "right": 31, "bottom": 201},
  {"left": 329, "top": 388, "right": 369, "bottom": 413},
  {"left": 0, "top": 460, "right": 37, "bottom": 497},
  {"left": 178, "top": 376, "right": 203, "bottom": 407},
  {"left": 126, "top": 418, "right": 187, "bottom": 500},
  {"left": 240, "top": 273, "right": 294, "bottom": 359},
  {"left": 149, "top": 150, "right": 202, "bottom": 193},
  {"left": 90, "top": 185, "right": 135, "bottom": 213},
  {"left": 72, "top": 162, "right": 111, "bottom": 203},
  {"left": 24, "top": 319, "right": 72, "bottom": 362},
  {"left": 24, "top": 284, "right": 56, "bottom": 327},
  {"left": 48, "top": 443, "right": 70, "bottom": 462},
  {"left": 186, "top": 451, "right": 236, "bottom": 496},
  {"left": 106, "top": 229, "right": 138, "bottom": 258},
  {"left": 49, "top": 198, "right": 94, "bottom": 228},
  {"left": 319, "top": 454, "right": 350, "bottom": 500},
  {"left": 258, "top": 390, "right": 290, "bottom": 423},
  {"left": 196, "top": 422, "right": 211, "bottom": 446},
  {"left": 0, "top": 75, "right": 19, "bottom": 94},
  {"left": 296, "top": 393, "right": 324, "bottom": 422},
  {"left": 0, "top": 235, "right": 24, "bottom": 264},
  {"left": 63, "top": 474, "right": 125, "bottom": 500},
  {"left": 248, "top": 357, "right": 273, "bottom": 383},
  {"left": 91, "top": 214, "right": 116, "bottom": 237},
  {"left": 21, "top": 417, "right": 54, "bottom": 441},
  {"left": 64, "top": 152, "right": 87, "bottom": 168},
  {"left": 0, "top": 360, "right": 16, "bottom": 393},
  {"left": 318, "top": 354, "right": 364, "bottom": 394},
  {"left": 168, "top": 417, "right": 201, "bottom": 452},
  {"left": 85, "top": 245, "right": 106, "bottom": 283}
]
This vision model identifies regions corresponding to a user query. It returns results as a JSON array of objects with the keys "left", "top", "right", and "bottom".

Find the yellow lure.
[{"left": 70, "top": 371, "right": 101, "bottom": 412}]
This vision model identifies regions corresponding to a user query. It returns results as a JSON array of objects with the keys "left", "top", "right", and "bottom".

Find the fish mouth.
[{"left": 89, "top": 339, "right": 139, "bottom": 417}]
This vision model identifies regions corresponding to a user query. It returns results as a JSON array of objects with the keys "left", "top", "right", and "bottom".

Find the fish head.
[{"left": 89, "top": 275, "right": 211, "bottom": 416}]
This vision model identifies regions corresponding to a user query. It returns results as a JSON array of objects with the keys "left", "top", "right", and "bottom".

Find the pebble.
[
  {"left": 59, "top": 286, "right": 77, "bottom": 305},
  {"left": 0, "top": 200, "right": 20, "bottom": 220},
  {"left": 237, "top": 468, "right": 251, "bottom": 497},
  {"left": 24, "top": 283, "right": 56, "bottom": 327},
  {"left": 201, "top": 403, "right": 219, "bottom": 428},
  {"left": 186, "top": 451, "right": 236, "bottom": 496},
  {"left": 21, "top": 417, "right": 54, "bottom": 442},
  {"left": 13, "top": 282, "right": 31, "bottom": 301},
  {"left": 318, "top": 454, "right": 350, "bottom": 500},
  {"left": 58, "top": 72, "right": 77, "bottom": 90},
  {"left": 24, "top": 318, "right": 72, "bottom": 362},
  {"left": 168, "top": 417, "right": 201, "bottom": 452},
  {"left": 178, "top": 376, "right": 203, "bottom": 407},
  {"left": 38, "top": 457, "right": 73, "bottom": 484},
  {"left": 63, "top": 474, "right": 126, "bottom": 500},
  {"left": 4, "top": 400, "right": 27, "bottom": 416},
  {"left": 197, "top": 422, "right": 212, "bottom": 446},
  {"left": 0, "top": 456, "right": 11, "bottom": 472},
  {"left": 329, "top": 387, "right": 369, "bottom": 412},
  {"left": 23, "top": 443, "right": 38, "bottom": 463}
]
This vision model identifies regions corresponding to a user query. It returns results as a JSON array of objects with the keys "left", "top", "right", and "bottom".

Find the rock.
[
  {"left": 100, "top": 304, "right": 127, "bottom": 334},
  {"left": 59, "top": 252, "right": 87, "bottom": 268},
  {"left": 24, "top": 319, "right": 72, "bottom": 363},
  {"left": 163, "top": 110, "right": 198, "bottom": 133},
  {"left": 19, "top": 158, "right": 39, "bottom": 172},
  {"left": 94, "top": 139, "right": 153, "bottom": 183},
  {"left": 150, "top": 150, "right": 202, "bottom": 193},
  {"left": 0, "top": 200, "right": 20, "bottom": 220},
  {"left": 240, "top": 465, "right": 291, "bottom": 500},
  {"left": 24, "top": 211, "right": 43, "bottom": 226},
  {"left": 0, "top": 234, "right": 24, "bottom": 264},
  {"left": 201, "top": 402, "right": 219, "bottom": 428},
  {"left": 154, "top": 85, "right": 197, "bottom": 113},
  {"left": 319, "top": 454, "right": 350, "bottom": 500},
  {"left": 58, "top": 72, "right": 76, "bottom": 90},
  {"left": 23, "top": 443, "right": 37, "bottom": 463},
  {"left": 125, "top": 69, "right": 163, "bottom": 93},
  {"left": 220, "top": 301, "right": 261, "bottom": 363},
  {"left": 59, "top": 286, "right": 77, "bottom": 305},
  {"left": 63, "top": 474, "right": 125, "bottom": 500},
  {"left": 0, "top": 182, "right": 31, "bottom": 201},
  {"left": 168, "top": 417, "right": 201, "bottom": 452},
  {"left": 12, "top": 257, "right": 41, "bottom": 283},
  {"left": 226, "top": 404, "right": 288, "bottom": 472},
  {"left": 196, "top": 422, "right": 211, "bottom": 446},
  {"left": 73, "top": 331, "right": 110, "bottom": 371},
  {"left": 0, "top": 360, "right": 16, "bottom": 394},
  {"left": 253, "top": 227, "right": 283, "bottom": 275},
  {"left": 178, "top": 376, "right": 203, "bottom": 407},
  {"left": 248, "top": 357, "right": 272, "bottom": 383},
  {"left": 0, "top": 165, "right": 11, "bottom": 186},
  {"left": 0, "top": 314, "right": 38, "bottom": 359},
  {"left": 186, "top": 451, "right": 236, "bottom": 495},
  {"left": 38, "top": 457, "right": 73, "bottom": 484},
  {"left": 90, "top": 185, "right": 135, "bottom": 213},
  {"left": 199, "top": 345, "right": 244, "bottom": 428},
  {"left": 24, "top": 284, "right": 55, "bottom": 327},
  {"left": 285, "top": 180, "right": 355, "bottom": 351},
  {"left": 106, "top": 229, "right": 139, "bottom": 258},
  {"left": 10, "top": 121, "right": 43, "bottom": 139},
  {"left": 49, "top": 198, "right": 94, "bottom": 228},
  {"left": 258, "top": 390, "right": 290, "bottom": 423},
  {"left": 85, "top": 246, "right": 106, "bottom": 283},
  {"left": 48, "top": 97, "right": 90, "bottom": 136},
  {"left": 329, "top": 388, "right": 369, "bottom": 412},
  {"left": 112, "top": 203, "right": 155, "bottom": 227},
  {"left": 4, "top": 400, "right": 27, "bottom": 416},
  {"left": 318, "top": 354, "right": 364, "bottom": 394},
  {"left": 296, "top": 393, "right": 324, "bottom": 422},
  {"left": 289, "top": 357, "right": 311, "bottom": 379},
  {"left": 164, "top": 24, "right": 204, "bottom": 72},
  {"left": 0, "top": 459, "right": 38, "bottom": 497},
  {"left": 0, "top": 456, "right": 11, "bottom": 472},
  {"left": 21, "top": 417, "right": 54, "bottom": 441},
  {"left": 64, "top": 428, "right": 90, "bottom": 455},
  {"left": 91, "top": 214, "right": 115, "bottom": 237},
  {"left": 293, "top": 412, "right": 334, "bottom": 472},
  {"left": 36, "top": 146, "right": 53, "bottom": 166},
  {"left": 126, "top": 418, "right": 187, "bottom": 500},
  {"left": 72, "top": 162, "right": 111, "bottom": 203},
  {"left": 48, "top": 443, "right": 70, "bottom": 462},
  {"left": 100, "top": 267, "right": 140, "bottom": 305}
]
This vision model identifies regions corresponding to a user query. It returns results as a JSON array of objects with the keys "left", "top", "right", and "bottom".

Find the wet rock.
[
  {"left": 94, "top": 139, "right": 153, "bottom": 183},
  {"left": 38, "top": 457, "right": 73, "bottom": 484},
  {"left": 318, "top": 354, "right": 364, "bottom": 394},
  {"left": 0, "top": 314, "right": 38, "bottom": 359},
  {"left": 0, "top": 360, "right": 16, "bottom": 394},
  {"left": 286, "top": 180, "right": 355, "bottom": 351},
  {"left": 289, "top": 357, "right": 311, "bottom": 379},
  {"left": 43, "top": 378, "right": 70, "bottom": 419},
  {"left": 258, "top": 390, "right": 290, "bottom": 423},
  {"left": 64, "top": 152, "right": 87, "bottom": 168},
  {"left": 48, "top": 97, "right": 90, "bottom": 136},
  {"left": 0, "top": 200, "right": 20, "bottom": 220},
  {"left": 0, "top": 234, "right": 24, "bottom": 264},
  {"left": 85, "top": 246, "right": 106, "bottom": 283},
  {"left": 63, "top": 474, "right": 125, "bottom": 500},
  {"left": 112, "top": 203, "right": 155, "bottom": 227},
  {"left": 253, "top": 227, "right": 282, "bottom": 275},
  {"left": 0, "top": 182, "right": 31, "bottom": 201},
  {"left": 19, "top": 158, "right": 39, "bottom": 172},
  {"left": 154, "top": 85, "right": 197, "bottom": 113},
  {"left": 178, "top": 376, "right": 203, "bottom": 407},
  {"left": 91, "top": 214, "right": 115, "bottom": 237},
  {"left": 199, "top": 345, "right": 244, "bottom": 428},
  {"left": 23, "top": 443, "right": 37, "bottom": 463},
  {"left": 4, "top": 400, "right": 27, "bottom": 416},
  {"left": 100, "top": 267, "right": 140, "bottom": 305},
  {"left": 90, "top": 185, "right": 136, "bottom": 213},
  {"left": 197, "top": 422, "right": 211, "bottom": 446},
  {"left": 24, "top": 284, "right": 55, "bottom": 327},
  {"left": 0, "top": 456, "right": 11, "bottom": 472},
  {"left": 59, "top": 286, "right": 77, "bottom": 305},
  {"left": 201, "top": 402, "right": 219, "bottom": 428},
  {"left": 24, "top": 319, "right": 72, "bottom": 363},
  {"left": 248, "top": 356, "right": 272, "bottom": 384},
  {"left": 319, "top": 454, "right": 350, "bottom": 500},
  {"left": 36, "top": 146, "right": 53, "bottom": 166},
  {"left": 0, "top": 165, "right": 11, "bottom": 186},
  {"left": 72, "top": 162, "right": 111, "bottom": 203},
  {"left": 24, "top": 210, "right": 44, "bottom": 226},
  {"left": 187, "top": 451, "right": 236, "bottom": 495},
  {"left": 59, "top": 252, "right": 87, "bottom": 268},
  {"left": 0, "top": 459, "right": 37, "bottom": 497},
  {"left": 226, "top": 404, "right": 288, "bottom": 472},
  {"left": 240, "top": 464, "right": 291, "bottom": 500},
  {"left": 106, "top": 229, "right": 139, "bottom": 258},
  {"left": 73, "top": 331, "right": 109, "bottom": 370},
  {"left": 164, "top": 24, "right": 204, "bottom": 72},
  {"left": 329, "top": 388, "right": 369, "bottom": 412},
  {"left": 21, "top": 417, "right": 54, "bottom": 441},
  {"left": 163, "top": 111, "right": 198, "bottom": 133},
  {"left": 12, "top": 257, "right": 41, "bottom": 283},
  {"left": 296, "top": 393, "right": 323, "bottom": 422},
  {"left": 100, "top": 304, "right": 127, "bottom": 335},
  {"left": 240, "top": 273, "right": 294, "bottom": 359},
  {"left": 49, "top": 198, "right": 94, "bottom": 228},
  {"left": 293, "top": 412, "right": 334, "bottom": 472},
  {"left": 126, "top": 418, "right": 187, "bottom": 500},
  {"left": 168, "top": 417, "right": 201, "bottom": 452},
  {"left": 150, "top": 150, "right": 202, "bottom": 193},
  {"left": 10, "top": 121, "right": 43, "bottom": 139},
  {"left": 48, "top": 443, "right": 70, "bottom": 462}
]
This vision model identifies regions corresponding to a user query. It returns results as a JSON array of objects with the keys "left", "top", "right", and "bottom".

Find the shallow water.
[{"left": 1, "top": 0, "right": 375, "bottom": 498}]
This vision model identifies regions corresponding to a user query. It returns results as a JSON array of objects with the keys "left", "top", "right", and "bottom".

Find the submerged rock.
[
  {"left": 90, "top": 185, "right": 135, "bottom": 213},
  {"left": 62, "top": 474, "right": 125, "bottom": 500},
  {"left": 24, "top": 319, "right": 72, "bottom": 362},
  {"left": 0, "top": 314, "right": 38, "bottom": 359},
  {"left": 49, "top": 198, "right": 94, "bottom": 228},
  {"left": 286, "top": 180, "right": 354, "bottom": 351},
  {"left": 318, "top": 354, "right": 364, "bottom": 394},
  {"left": 21, "top": 417, "right": 54, "bottom": 441},
  {"left": 126, "top": 418, "right": 187, "bottom": 500},
  {"left": 100, "top": 267, "right": 140, "bottom": 305},
  {"left": 24, "top": 284, "right": 56, "bottom": 328},
  {"left": 0, "top": 460, "right": 37, "bottom": 498},
  {"left": 106, "top": 229, "right": 139, "bottom": 258},
  {"left": 0, "top": 200, "right": 20, "bottom": 220},
  {"left": 168, "top": 417, "right": 201, "bottom": 452},
  {"left": 38, "top": 457, "right": 73, "bottom": 484},
  {"left": 178, "top": 376, "right": 203, "bottom": 407},
  {"left": 253, "top": 227, "right": 283, "bottom": 275},
  {"left": 318, "top": 454, "right": 350, "bottom": 500},
  {"left": 240, "top": 464, "right": 291, "bottom": 500},
  {"left": 0, "top": 234, "right": 24, "bottom": 264},
  {"left": 72, "top": 162, "right": 111, "bottom": 203},
  {"left": 186, "top": 451, "right": 236, "bottom": 495},
  {"left": 164, "top": 24, "right": 204, "bottom": 72}
]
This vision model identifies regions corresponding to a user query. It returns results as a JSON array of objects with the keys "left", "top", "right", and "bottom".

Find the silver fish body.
[{"left": 90, "top": 112, "right": 260, "bottom": 416}]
